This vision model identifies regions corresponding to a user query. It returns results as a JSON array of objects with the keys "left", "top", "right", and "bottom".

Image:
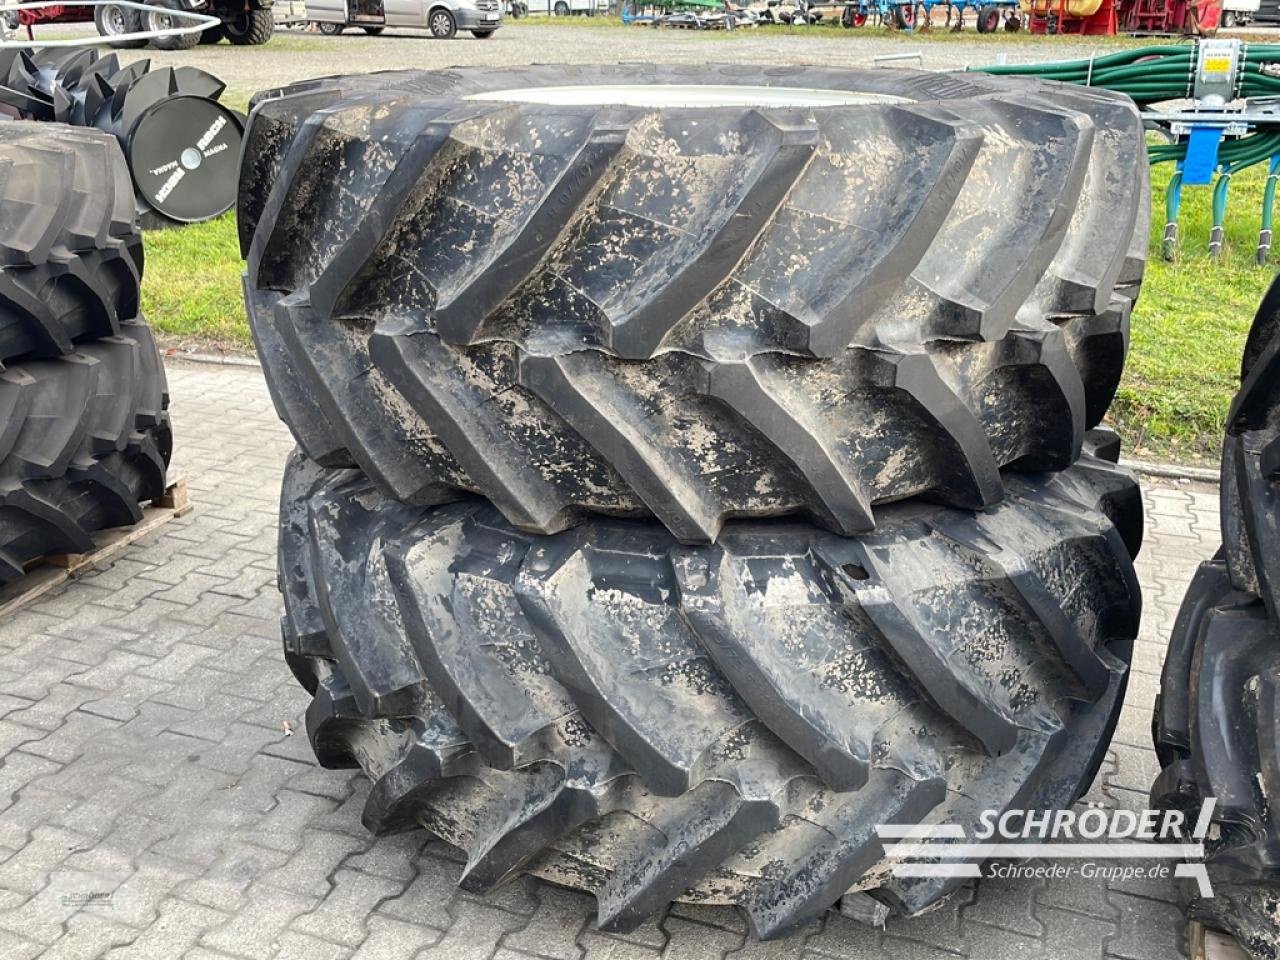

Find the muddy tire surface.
[
  {"left": 1153, "top": 277, "right": 1280, "bottom": 960},
  {"left": 240, "top": 64, "right": 1149, "bottom": 543},
  {"left": 280, "top": 441, "right": 1143, "bottom": 937}
]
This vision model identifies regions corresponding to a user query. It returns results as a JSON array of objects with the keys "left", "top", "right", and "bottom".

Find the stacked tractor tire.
[
  {"left": 1152, "top": 277, "right": 1280, "bottom": 960},
  {"left": 0, "top": 122, "right": 170, "bottom": 583},
  {"left": 239, "top": 65, "right": 1150, "bottom": 937}
]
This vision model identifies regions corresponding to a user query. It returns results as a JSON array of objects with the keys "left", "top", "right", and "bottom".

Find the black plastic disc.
[{"left": 126, "top": 94, "right": 242, "bottom": 223}]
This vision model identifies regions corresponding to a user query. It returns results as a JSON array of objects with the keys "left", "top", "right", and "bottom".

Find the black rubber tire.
[
  {"left": 893, "top": 2, "right": 913, "bottom": 26},
  {"left": 199, "top": 24, "right": 226, "bottom": 42},
  {"left": 0, "top": 319, "right": 170, "bottom": 582},
  {"left": 428, "top": 7, "right": 457, "bottom": 36},
  {"left": 554, "top": 0, "right": 569, "bottom": 12},
  {"left": 1221, "top": 273, "right": 1280, "bottom": 625},
  {"left": 94, "top": 3, "right": 147, "bottom": 48},
  {"left": 225, "top": 7, "right": 275, "bottom": 44},
  {"left": 1151, "top": 559, "right": 1280, "bottom": 959},
  {"left": 145, "top": 0, "right": 202, "bottom": 49},
  {"left": 317, "top": 21, "right": 344, "bottom": 33},
  {"left": 976, "top": 4, "right": 1000, "bottom": 30},
  {"left": 239, "top": 65, "right": 1148, "bottom": 544},
  {"left": 0, "top": 123, "right": 142, "bottom": 365},
  {"left": 280, "top": 445, "right": 1142, "bottom": 936}
]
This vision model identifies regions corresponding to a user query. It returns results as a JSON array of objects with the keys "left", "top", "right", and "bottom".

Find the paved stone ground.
[{"left": 0, "top": 361, "right": 1217, "bottom": 960}]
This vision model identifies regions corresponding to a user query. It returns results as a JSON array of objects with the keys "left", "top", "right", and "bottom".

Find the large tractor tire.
[
  {"left": 280, "top": 442, "right": 1143, "bottom": 936},
  {"left": 1151, "top": 276, "right": 1280, "bottom": 960},
  {"left": 0, "top": 124, "right": 142, "bottom": 363},
  {"left": 144, "top": 0, "right": 202, "bottom": 49},
  {"left": 225, "top": 7, "right": 275, "bottom": 44},
  {"left": 0, "top": 123, "right": 170, "bottom": 581},
  {"left": 0, "top": 323, "right": 171, "bottom": 582},
  {"left": 239, "top": 65, "right": 1149, "bottom": 544},
  {"left": 1221, "top": 274, "right": 1280, "bottom": 625},
  {"left": 94, "top": 3, "right": 147, "bottom": 48},
  {"left": 1151, "top": 560, "right": 1280, "bottom": 960}
]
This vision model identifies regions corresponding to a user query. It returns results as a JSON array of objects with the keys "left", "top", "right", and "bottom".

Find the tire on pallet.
[
  {"left": 279, "top": 442, "right": 1143, "bottom": 937},
  {"left": 0, "top": 321, "right": 171, "bottom": 581},
  {"left": 0, "top": 122, "right": 170, "bottom": 581},
  {"left": 238, "top": 65, "right": 1149, "bottom": 544}
]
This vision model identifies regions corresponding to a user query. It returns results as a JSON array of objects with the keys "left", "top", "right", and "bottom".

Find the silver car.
[{"left": 307, "top": 0, "right": 503, "bottom": 38}]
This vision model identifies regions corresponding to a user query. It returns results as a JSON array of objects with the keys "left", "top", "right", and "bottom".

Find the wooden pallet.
[
  {"left": 0, "top": 477, "right": 191, "bottom": 618},
  {"left": 1190, "top": 921, "right": 1251, "bottom": 960}
]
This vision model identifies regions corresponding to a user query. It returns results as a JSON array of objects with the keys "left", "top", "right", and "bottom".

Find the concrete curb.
[
  {"left": 164, "top": 350, "right": 1224, "bottom": 486},
  {"left": 164, "top": 351, "right": 261, "bottom": 369},
  {"left": 1122, "top": 459, "right": 1220, "bottom": 485}
]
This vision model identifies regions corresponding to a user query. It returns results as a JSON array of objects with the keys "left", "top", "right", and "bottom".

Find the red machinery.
[{"left": 1022, "top": 0, "right": 1220, "bottom": 32}]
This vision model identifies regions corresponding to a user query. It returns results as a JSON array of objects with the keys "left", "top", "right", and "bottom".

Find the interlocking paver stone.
[{"left": 0, "top": 362, "right": 1219, "bottom": 958}]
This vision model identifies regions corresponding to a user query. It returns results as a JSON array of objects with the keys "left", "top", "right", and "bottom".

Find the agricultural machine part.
[
  {"left": 975, "top": 40, "right": 1280, "bottom": 260},
  {"left": 1151, "top": 277, "right": 1280, "bottom": 960},
  {"left": 239, "top": 65, "right": 1148, "bottom": 543},
  {"left": 0, "top": 0, "right": 219, "bottom": 47},
  {"left": 0, "top": 121, "right": 171, "bottom": 582},
  {"left": 0, "top": 0, "right": 272, "bottom": 47},
  {"left": 833, "top": 0, "right": 1020, "bottom": 29},
  {"left": 1021, "top": 0, "right": 1116, "bottom": 33},
  {"left": 0, "top": 46, "right": 242, "bottom": 224},
  {"left": 836, "top": 0, "right": 915, "bottom": 28},
  {"left": 1015, "top": 0, "right": 1217, "bottom": 33},
  {"left": 279, "top": 441, "right": 1141, "bottom": 936}
]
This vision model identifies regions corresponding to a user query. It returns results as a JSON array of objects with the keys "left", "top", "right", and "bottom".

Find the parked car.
[{"left": 307, "top": 0, "right": 502, "bottom": 35}]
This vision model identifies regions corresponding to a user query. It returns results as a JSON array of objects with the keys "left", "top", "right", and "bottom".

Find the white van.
[
  {"left": 1222, "top": 0, "right": 1260, "bottom": 25},
  {"left": 306, "top": 0, "right": 503, "bottom": 36},
  {"left": 523, "top": 0, "right": 607, "bottom": 14}
]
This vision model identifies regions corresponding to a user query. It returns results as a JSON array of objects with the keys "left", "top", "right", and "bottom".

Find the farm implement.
[{"left": 976, "top": 39, "right": 1280, "bottom": 261}]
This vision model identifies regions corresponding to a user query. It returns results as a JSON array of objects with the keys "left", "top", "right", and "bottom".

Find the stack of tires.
[
  {"left": 0, "top": 123, "right": 171, "bottom": 583},
  {"left": 1151, "top": 277, "right": 1280, "bottom": 960},
  {"left": 240, "top": 65, "right": 1148, "bottom": 937}
]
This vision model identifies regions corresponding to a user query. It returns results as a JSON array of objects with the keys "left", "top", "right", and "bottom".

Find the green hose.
[
  {"left": 971, "top": 42, "right": 1280, "bottom": 260},
  {"left": 970, "top": 42, "right": 1280, "bottom": 104}
]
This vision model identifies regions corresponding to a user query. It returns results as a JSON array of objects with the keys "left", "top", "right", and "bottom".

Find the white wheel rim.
[{"left": 467, "top": 84, "right": 910, "bottom": 108}]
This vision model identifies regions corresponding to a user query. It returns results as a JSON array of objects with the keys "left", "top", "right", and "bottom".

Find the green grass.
[
  {"left": 141, "top": 147, "right": 1278, "bottom": 462},
  {"left": 1111, "top": 162, "right": 1276, "bottom": 463},
  {"left": 141, "top": 213, "right": 247, "bottom": 353}
]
